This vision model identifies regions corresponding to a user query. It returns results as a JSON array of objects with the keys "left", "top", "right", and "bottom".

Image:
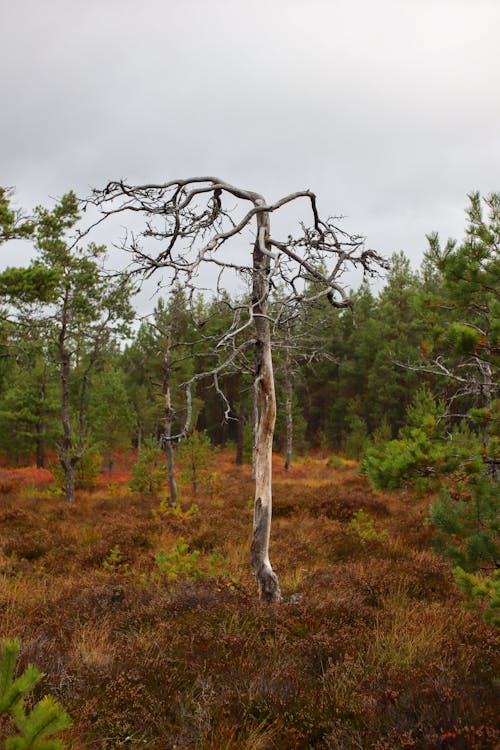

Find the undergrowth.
[{"left": 0, "top": 452, "right": 498, "bottom": 749}]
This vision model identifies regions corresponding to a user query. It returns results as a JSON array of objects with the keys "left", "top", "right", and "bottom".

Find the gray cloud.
[{"left": 2, "top": 0, "right": 499, "bottom": 302}]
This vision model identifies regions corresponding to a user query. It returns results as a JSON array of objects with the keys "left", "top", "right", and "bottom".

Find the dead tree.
[{"left": 86, "top": 177, "right": 384, "bottom": 601}]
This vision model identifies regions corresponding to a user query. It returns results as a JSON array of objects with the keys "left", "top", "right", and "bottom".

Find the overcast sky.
[{"left": 1, "top": 0, "right": 499, "bottom": 306}]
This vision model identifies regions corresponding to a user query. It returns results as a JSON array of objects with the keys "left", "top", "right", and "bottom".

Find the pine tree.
[
  {"left": 0, "top": 639, "right": 72, "bottom": 749},
  {"left": 0, "top": 192, "right": 135, "bottom": 500}
]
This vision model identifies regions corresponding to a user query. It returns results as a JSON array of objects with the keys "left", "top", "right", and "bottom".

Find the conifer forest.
[{"left": 0, "top": 185, "right": 498, "bottom": 749}]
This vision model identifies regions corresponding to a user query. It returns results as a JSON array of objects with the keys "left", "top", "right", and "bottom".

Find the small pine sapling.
[
  {"left": 454, "top": 567, "right": 500, "bottom": 627},
  {"left": 347, "top": 509, "right": 388, "bottom": 544},
  {"left": 153, "top": 538, "right": 203, "bottom": 581},
  {"left": 0, "top": 638, "right": 72, "bottom": 749},
  {"left": 129, "top": 439, "right": 167, "bottom": 495},
  {"left": 176, "top": 430, "right": 217, "bottom": 497},
  {"left": 151, "top": 537, "right": 233, "bottom": 584},
  {"left": 152, "top": 498, "right": 199, "bottom": 521}
]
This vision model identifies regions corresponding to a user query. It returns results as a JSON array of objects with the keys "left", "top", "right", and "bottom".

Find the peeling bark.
[{"left": 250, "top": 205, "right": 281, "bottom": 603}]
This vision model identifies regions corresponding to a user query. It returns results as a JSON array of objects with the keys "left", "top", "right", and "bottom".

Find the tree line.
[
  {"left": 0, "top": 189, "right": 498, "bottom": 476},
  {"left": 0, "top": 185, "right": 498, "bottom": 608}
]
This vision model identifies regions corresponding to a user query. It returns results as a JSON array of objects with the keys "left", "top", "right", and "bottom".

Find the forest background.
[{"left": 0, "top": 185, "right": 498, "bottom": 748}]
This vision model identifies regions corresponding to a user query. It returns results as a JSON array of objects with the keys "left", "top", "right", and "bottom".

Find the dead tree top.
[
  {"left": 85, "top": 176, "right": 384, "bottom": 307},
  {"left": 84, "top": 176, "right": 386, "bottom": 437}
]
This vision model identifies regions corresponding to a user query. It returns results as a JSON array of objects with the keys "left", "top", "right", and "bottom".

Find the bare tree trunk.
[
  {"left": 251, "top": 381, "right": 258, "bottom": 480},
  {"left": 250, "top": 206, "right": 281, "bottom": 603},
  {"left": 284, "top": 347, "right": 293, "bottom": 471},
  {"left": 165, "top": 434, "right": 177, "bottom": 506},
  {"left": 163, "top": 332, "right": 178, "bottom": 507}
]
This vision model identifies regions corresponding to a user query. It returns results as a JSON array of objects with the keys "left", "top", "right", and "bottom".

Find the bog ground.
[{"left": 0, "top": 453, "right": 498, "bottom": 749}]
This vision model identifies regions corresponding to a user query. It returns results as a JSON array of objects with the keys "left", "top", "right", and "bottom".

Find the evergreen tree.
[
  {"left": 0, "top": 192, "right": 135, "bottom": 500},
  {"left": 0, "top": 638, "right": 72, "bottom": 749},
  {"left": 88, "top": 360, "right": 135, "bottom": 470}
]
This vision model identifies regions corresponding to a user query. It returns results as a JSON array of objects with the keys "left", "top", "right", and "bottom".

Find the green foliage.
[
  {"left": 152, "top": 538, "right": 232, "bottom": 584},
  {"left": 176, "top": 430, "right": 216, "bottom": 496},
  {"left": 0, "top": 638, "right": 72, "bottom": 748},
  {"left": 50, "top": 446, "right": 102, "bottom": 492},
  {"left": 363, "top": 430, "right": 438, "bottom": 490},
  {"left": 344, "top": 417, "right": 369, "bottom": 460},
  {"left": 0, "top": 264, "right": 61, "bottom": 304},
  {"left": 347, "top": 509, "right": 388, "bottom": 544},
  {"left": 430, "top": 478, "right": 499, "bottom": 571},
  {"left": 102, "top": 545, "right": 128, "bottom": 573},
  {"left": 446, "top": 323, "right": 482, "bottom": 354},
  {"left": 454, "top": 567, "right": 500, "bottom": 627},
  {"left": 153, "top": 538, "right": 203, "bottom": 581},
  {"left": 129, "top": 440, "right": 167, "bottom": 495},
  {"left": 0, "top": 188, "right": 34, "bottom": 243},
  {"left": 0, "top": 357, "right": 59, "bottom": 464},
  {"left": 152, "top": 499, "right": 199, "bottom": 521},
  {"left": 88, "top": 364, "right": 135, "bottom": 467},
  {"left": 363, "top": 386, "right": 457, "bottom": 490}
]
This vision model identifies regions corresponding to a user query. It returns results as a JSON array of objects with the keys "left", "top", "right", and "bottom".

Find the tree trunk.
[
  {"left": 251, "top": 381, "right": 258, "bottom": 480},
  {"left": 250, "top": 205, "right": 281, "bottom": 603},
  {"left": 163, "top": 334, "right": 178, "bottom": 507},
  {"left": 64, "top": 461, "right": 76, "bottom": 503},
  {"left": 284, "top": 347, "right": 293, "bottom": 471},
  {"left": 59, "top": 342, "right": 75, "bottom": 502},
  {"left": 36, "top": 368, "right": 47, "bottom": 468},
  {"left": 36, "top": 427, "right": 45, "bottom": 469},
  {"left": 236, "top": 395, "right": 245, "bottom": 465}
]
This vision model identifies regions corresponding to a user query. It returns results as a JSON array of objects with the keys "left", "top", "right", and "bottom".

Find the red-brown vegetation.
[{"left": 0, "top": 453, "right": 498, "bottom": 748}]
